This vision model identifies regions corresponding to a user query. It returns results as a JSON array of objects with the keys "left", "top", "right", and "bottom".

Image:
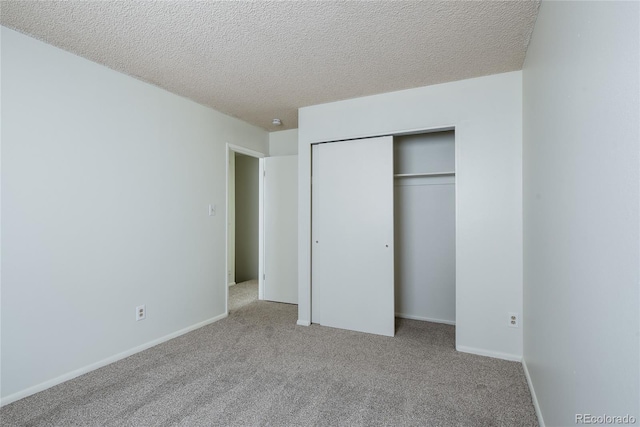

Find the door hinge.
[{"left": 263, "top": 274, "right": 266, "bottom": 280}]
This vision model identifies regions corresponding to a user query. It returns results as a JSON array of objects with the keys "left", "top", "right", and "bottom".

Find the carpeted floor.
[
  {"left": 1, "top": 281, "right": 538, "bottom": 426},
  {"left": 228, "top": 279, "right": 259, "bottom": 312}
]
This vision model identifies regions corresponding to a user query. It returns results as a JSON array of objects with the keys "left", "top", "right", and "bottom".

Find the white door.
[
  {"left": 312, "top": 136, "right": 395, "bottom": 336},
  {"left": 263, "top": 156, "right": 298, "bottom": 304}
]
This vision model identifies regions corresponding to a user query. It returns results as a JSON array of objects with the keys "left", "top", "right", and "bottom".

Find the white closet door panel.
[
  {"left": 264, "top": 156, "right": 298, "bottom": 304},
  {"left": 314, "top": 136, "right": 395, "bottom": 337},
  {"left": 394, "top": 183, "right": 456, "bottom": 323}
]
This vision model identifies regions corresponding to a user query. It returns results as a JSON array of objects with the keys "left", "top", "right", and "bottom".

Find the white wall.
[
  {"left": 522, "top": 2, "right": 639, "bottom": 425},
  {"left": 269, "top": 129, "right": 298, "bottom": 156},
  {"left": 298, "top": 71, "right": 523, "bottom": 359},
  {"left": 0, "top": 27, "right": 268, "bottom": 403},
  {"left": 234, "top": 154, "right": 259, "bottom": 283}
]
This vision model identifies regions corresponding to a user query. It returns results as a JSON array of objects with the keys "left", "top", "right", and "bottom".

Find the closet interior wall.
[{"left": 394, "top": 131, "right": 456, "bottom": 325}]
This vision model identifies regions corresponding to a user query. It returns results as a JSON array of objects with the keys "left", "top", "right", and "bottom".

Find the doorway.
[
  {"left": 225, "top": 144, "right": 264, "bottom": 314},
  {"left": 234, "top": 153, "right": 260, "bottom": 283}
]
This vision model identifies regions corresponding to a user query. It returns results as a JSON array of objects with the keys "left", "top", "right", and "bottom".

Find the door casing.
[{"left": 225, "top": 143, "right": 265, "bottom": 314}]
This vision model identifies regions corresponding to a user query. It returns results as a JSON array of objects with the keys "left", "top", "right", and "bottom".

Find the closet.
[
  {"left": 311, "top": 131, "right": 455, "bottom": 337},
  {"left": 394, "top": 131, "right": 456, "bottom": 325}
]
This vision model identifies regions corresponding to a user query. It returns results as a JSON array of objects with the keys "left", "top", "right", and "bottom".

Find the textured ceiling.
[{"left": 1, "top": 1, "right": 540, "bottom": 131}]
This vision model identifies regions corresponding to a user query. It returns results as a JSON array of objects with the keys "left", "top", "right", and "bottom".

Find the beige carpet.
[
  {"left": 228, "top": 279, "right": 259, "bottom": 312},
  {"left": 1, "top": 281, "right": 538, "bottom": 426}
]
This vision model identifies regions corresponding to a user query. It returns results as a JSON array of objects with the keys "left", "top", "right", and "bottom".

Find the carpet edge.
[
  {"left": 522, "top": 357, "right": 546, "bottom": 427},
  {"left": 456, "top": 345, "right": 522, "bottom": 362}
]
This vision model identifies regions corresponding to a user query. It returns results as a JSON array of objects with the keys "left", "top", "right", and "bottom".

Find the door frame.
[{"left": 225, "top": 143, "right": 265, "bottom": 315}]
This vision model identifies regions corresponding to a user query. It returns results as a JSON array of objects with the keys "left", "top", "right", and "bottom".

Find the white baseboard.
[
  {"left": 395, "top": 313, "right": 456, "bottom": 325},
  {"left": 296, "top": 319, "right": 311, "bottom": 326},
  {"left": 228, "top": 282, "right": 236, "bottom": 287},
  {"left": 522, "top": 358, "right": 546, "bottom": 427},
  {"left": 0, "top": 312, "right": 228, "bottom": 407},
  {"left": 456, "top": 345, "right": 522, "bottom": 362}
]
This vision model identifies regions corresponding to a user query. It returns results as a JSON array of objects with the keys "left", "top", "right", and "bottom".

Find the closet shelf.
[{"left": 393, "top": 171, "right": 455, "bottom": 178}]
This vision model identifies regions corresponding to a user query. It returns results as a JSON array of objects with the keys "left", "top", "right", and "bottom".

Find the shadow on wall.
[{"left": 235, "top": 153, "right": 259, "bottom": 283}]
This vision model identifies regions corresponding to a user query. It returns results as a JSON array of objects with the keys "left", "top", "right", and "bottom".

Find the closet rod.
[{"left": 393, "top": 171, "right": 455, "bottom": 178}]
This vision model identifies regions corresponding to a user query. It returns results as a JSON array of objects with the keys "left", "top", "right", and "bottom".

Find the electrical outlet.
[
  {"left": 136, "top": 304, "right": 146, "bottom": 321},
  {"left": 508, "top": 312, "right": 519, "bottom": 328}
]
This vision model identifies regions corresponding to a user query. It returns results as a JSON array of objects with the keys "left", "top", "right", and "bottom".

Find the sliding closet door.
[{"left": 313, "top": 136, "right": 395, "bottom": 337}]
